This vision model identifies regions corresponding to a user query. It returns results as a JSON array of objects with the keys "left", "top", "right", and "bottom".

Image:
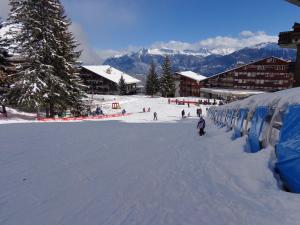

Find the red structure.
[
  {"left": 200, "top": 57, "right": 293, "bottom": 93},
  {"left": 112, "top": 102, "right": 120, "bottom": 109},
  {"left": 169, "top": 99, "right": 199, "bottom": 105}
]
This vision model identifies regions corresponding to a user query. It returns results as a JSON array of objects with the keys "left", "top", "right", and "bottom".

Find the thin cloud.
[
  {"left": 151, "top": 31, "right": 278, "bottom": 52},
  {"left": 95, "top": 31, "right": 278, "bottom": 60},
  {"left": 70, "top": 23, "right": 103, "bottom": 64}
]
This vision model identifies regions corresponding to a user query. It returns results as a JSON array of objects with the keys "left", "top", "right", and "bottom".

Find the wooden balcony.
[
  {"left": 287, "top": 0, "right": 300, "bottom": 7},
  {"left": 279, "top": 23, "right": 300, "bottom": 48},
  {"left": 278, "top": 31, "right": 300, "bottom": 48}
]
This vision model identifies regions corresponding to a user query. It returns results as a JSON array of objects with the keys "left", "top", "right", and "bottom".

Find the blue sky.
[
  {"left": 0, "top": 0, "right": 300, "bottom": 62},
  {"left": 61, "top": 0, "right": 300, "bottom": 48}
]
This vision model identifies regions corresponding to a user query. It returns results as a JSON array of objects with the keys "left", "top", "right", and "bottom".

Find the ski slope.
[{"left": 0, "top": 96, "right": 300, "bottom": 225}]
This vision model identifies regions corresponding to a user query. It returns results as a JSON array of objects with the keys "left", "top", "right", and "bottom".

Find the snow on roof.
[
  {"left": 82, "top": 65, "right": 141, "bottom": 85},
  {"left": 177, "top": 71, "right": 207, "bottom": 82}
]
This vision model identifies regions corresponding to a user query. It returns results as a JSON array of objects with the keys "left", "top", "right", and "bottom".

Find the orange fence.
[
  {"left": 168, "top": 99, "right": 199, "bottom": 105},
  {"left": 37, "top": 113, "right": 133, "bottom": 122}
]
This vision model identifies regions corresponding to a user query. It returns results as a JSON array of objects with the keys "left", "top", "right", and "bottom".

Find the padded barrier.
[
  {"left": 247, "top": 106, "right": 269, "bottom": 153},
  {"left": 226, "top": 110, "right": 234, "bottom": 128},
  {"left": 275, "top": 105, "right": 300, "bottom": 193},
  {"left": 232, "top": 108, "right": 249, "bottom": 140}
]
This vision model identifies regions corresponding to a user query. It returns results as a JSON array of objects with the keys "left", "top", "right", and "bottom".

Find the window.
[
  {"left": 256, "top": 80, "right": 264, "bottom": 84},
  {"left": 267, "top": 58, "right": 276, "bottom": 63}
]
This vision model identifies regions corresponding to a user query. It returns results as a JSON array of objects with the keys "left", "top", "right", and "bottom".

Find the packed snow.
[{"left": 1, "top": 96, "right": 300, "bottom": 225}]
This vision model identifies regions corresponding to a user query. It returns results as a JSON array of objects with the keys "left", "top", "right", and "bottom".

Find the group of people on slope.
[
  {"left": 182, "top": 107, "right": 206, "bottom": 136},
  {"left": 143, "top": 107, "right": 151, "bottom": 113},
  {"left": 95, "top": 106, "right": 104, "bottom": 115},
  {"left": 153, "top": 107, "right": 206, "bottom": 136},
  {"left": 181, "top": 109, "right": 191, "bottom": 118}
]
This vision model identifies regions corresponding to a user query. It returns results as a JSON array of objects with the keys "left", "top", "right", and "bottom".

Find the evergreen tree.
[
  {"left": 118, "top": 75, "right": 127, "bottom": 95},
  {"left": 0, "top": 21, "right": 10, "bottom": 116},
  {"left": 160, "top": 56, "right": 175, "bottom": 97},
  {"left": 145, "top": 61, "right": 160, "bottom": 96},
  {"left": 7, "top": 0, "right": 86, "bottom": 117}
]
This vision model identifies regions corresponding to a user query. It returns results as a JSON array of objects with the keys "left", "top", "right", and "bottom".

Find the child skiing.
[
  {"left": 197, "top": 116, "right": 206, "bottom": 136},
  {"left": 153, "top": 112, "right": 158, "bottom": 121}
]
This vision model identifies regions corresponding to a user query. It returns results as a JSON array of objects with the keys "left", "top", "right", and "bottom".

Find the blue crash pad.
[
  {"left": 247, "top": 106, "right": 269, "bottom": 153},
  {"left": 226, "top": 110, "right": 234, "bottom": 128},
  {"left": 232, "top": 108, "right": 248, "bottom": 140},
  {"left": 275, "top": 105, "right": 300, "bottom": 193}
]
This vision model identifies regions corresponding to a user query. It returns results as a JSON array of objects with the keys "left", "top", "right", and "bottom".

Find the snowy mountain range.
[
  {"left": 136, "top": 46, "right": 235, "bottom": 58},
  {"left": 104, "top": 43, "right": 296, "bottom": 77}
]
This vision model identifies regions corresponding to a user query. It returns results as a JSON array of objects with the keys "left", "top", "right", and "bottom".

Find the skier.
[
  {"left": 199, "top": 108, "right": 202, "bottom": 116},
  {"left": 153, "top": 112, "right": 158, "bottom": 121},
  {"left": 122, "top": 109, "right": 126, "bottom": 115},
  {"left": 181, "top": 109, "right": 185, "bottom": 118},
  {"left": 197, "top": 116, "right": 206, "bottom": 136},
  {"left": 148, "top": 107, "right": 151, "bottom": 112},
  {"left": 95, "top": 105, "right": 101, "bottom": 115},
  {"left": 197, "top": 108, "right": 202, "bottom": 117}
]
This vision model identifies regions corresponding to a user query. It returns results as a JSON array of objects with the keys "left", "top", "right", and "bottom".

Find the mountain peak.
[{"left": 104, "top": 42, "right": 296, "bottom": 79}]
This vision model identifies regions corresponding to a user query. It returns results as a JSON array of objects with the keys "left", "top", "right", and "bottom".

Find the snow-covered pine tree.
[
  {"left": 145, "top": 61, "right": 160, "bottom": 97},
  {"left": 7, "top": 0, "right": 86, "bottom": 117},
  {"left": 160, "top": 56, "right": 175, "bottom": 97},
  {"left": 49, "top": 2, "right": 86, "bottom": 115},
  {"left": 0, "top": 19, "right": 10, "bottom": 116},
  {"left": 119, "top": 75, "right": 127, "bottom": 95}
]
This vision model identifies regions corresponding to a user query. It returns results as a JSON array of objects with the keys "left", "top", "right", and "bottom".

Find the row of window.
[
  {"left": 236, "top": 79, "right": 290, "bottom": 85},
  {"left": 234, "top": 72, "right": 290, "bottom": 78},
  {"left": 243, "top": 65, "right": 288, "bottom": 71},
  {"left": 234, "top": 86, "right": 287, "bottom": 90}
]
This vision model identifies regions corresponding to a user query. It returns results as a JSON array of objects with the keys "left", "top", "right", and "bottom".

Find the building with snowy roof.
[
  {"left": 199, "top": 57, "right": 294, "bottom": 100},
  {"left": 80, "top": 65, "right": 141, "bottom": 95},
  {"left": 174, "top": 71, "right": 207, "bottom": 97}
]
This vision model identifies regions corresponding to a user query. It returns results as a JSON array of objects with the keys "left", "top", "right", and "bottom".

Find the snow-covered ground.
[{"left": 0, "top": 96, "right": 300, "bottom": 225}]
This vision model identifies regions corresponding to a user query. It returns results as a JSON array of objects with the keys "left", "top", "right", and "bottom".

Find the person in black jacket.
[{"left": 197, "top": 117, "right": 206, "bottom": 136}]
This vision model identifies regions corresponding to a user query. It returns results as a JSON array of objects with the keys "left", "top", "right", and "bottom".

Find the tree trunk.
[
  {"left": 2, "top": 105, "right": 7, "bottom": 117},
  {"left": 46, "top": 107, "right": 50, "bottom": 118},
  {"left": 49, "top": 102, "right": 55, "bottom": 118},
  {"left": 36, "top": 107, "right": 40, "bottom": 119}
]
